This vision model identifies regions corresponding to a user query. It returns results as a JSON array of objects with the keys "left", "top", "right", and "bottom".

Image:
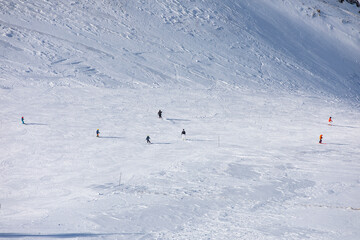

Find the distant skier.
[
  {"left": 158, "top": 110, "right": 162, "bottom": 119},
  {"left": 146, "top": 135, "right": 151, "bottom": 144},
  {"left": 319, "top": 134, "right": 323, "bottom": 144},
  {"left": 96, "top": 129, "right": 100, "bottom": 138},
  {"left": 328, "top": 116, "right": 333, "bottom": 125},
  {"left": 21, "top": 116, "right": 25, "bottom": 124},
  {"left": 181, "top": 129, "right": 186, "bottom": 141}
]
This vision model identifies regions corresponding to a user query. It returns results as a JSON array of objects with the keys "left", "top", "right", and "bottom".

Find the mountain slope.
[
  {"left": 1, "top": 0, "right": 360, "bottom": 239},
  {"left": 0, "top": 0, "right": 359, "bottom": 99}
]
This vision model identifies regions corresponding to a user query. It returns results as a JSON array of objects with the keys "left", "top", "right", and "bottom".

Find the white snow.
[{"left": 0, "top": 0, "right": 360, "bottom": 239}]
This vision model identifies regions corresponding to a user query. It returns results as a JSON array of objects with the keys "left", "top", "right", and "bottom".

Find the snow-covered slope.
[
  {"left": 1, "top": 0, "right": 359, "bottom": 98},
  {"left": 1, "top": 0, "right": 360, "bottom": 239}
]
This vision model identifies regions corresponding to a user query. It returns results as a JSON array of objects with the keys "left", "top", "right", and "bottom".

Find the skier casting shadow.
[
  {"left": 328, "top": 116, "right": 333, "bottom": 125},
  {"left": 146, "top": 135, "right": 151, "bottom": 144},
  {"left": 21, "top": 116, "right": 47, "bottom": 125},
  {"left": 181, "top": 129, "right": 186, "bottom": 141}
]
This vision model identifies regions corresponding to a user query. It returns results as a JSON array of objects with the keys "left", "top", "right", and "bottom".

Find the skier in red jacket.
[{"left": 328, "top": 117, "right": 333, "bottom": 125}]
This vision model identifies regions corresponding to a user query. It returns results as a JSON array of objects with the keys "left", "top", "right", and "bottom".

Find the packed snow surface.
[{"left": 1, "top": 0, "right": 360, "bottom": 239}]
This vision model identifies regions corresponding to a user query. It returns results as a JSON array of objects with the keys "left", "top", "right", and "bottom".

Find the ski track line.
[{"left": 0, "top": 19, "right": 115, "bottom": 59}]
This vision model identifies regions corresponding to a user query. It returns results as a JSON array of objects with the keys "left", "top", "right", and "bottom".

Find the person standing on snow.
[
  {"left": 158, "top": 110, "right": 162, "bottom": 119},
  {"left": 146, "top": 135, "right": 151, "bottom": 144},
  {"left": 328, "top": 117, "right": 333, "bottom": 125},
  {"left": 319, "top": 134, "right": 323, "bottom": 144},
  {"left": 96, "top": 129, "right": 100, "bottom": 138},
  {"left": 181, "top": 129, "right": 186, "bottom": 141},
  {"left": 21, "top": 116, "right": 25, "bottom": 124}
]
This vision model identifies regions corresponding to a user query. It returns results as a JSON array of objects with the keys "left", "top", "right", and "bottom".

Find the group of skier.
[
  {"left": 319, "top": 116, "right": 333, "bottom": 144},
  {"left": 147, "top": 110, "right": 186, "bottom": 144},
  {"left": 92, "top": 110, "right": 187, "bottom": 144},
  {"left": 145, "top": 110, "right": 186, "bottom": 144},
  {"left": 21, "top": 114, "right": 332, "bottom": 145}
]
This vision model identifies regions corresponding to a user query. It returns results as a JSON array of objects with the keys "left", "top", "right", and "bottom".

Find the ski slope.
[{"left": 1, "top": 0, "right": 360, "bottom": 239}]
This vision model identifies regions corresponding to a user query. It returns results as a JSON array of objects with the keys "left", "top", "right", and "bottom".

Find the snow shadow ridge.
[
  {"left": 24, "top": 123, "right": 47, "bottom": 126},
  {"left": 0, "top": 232, "right": 144, "bottom": 238},
  {"left": 98, "top": 136, "right": 123, "bottom": 139},
  {"left": 166, "top": 118, "right": 190, "bottom": 124},
  {"left": 325, "top": 143, "right": 349, "bottom": 146},
  {"left": 331, "top": 124, "right": 358, "bottom": 129},
  {"left": 187, "top": 138, "right": 213, "bottom": 142}
]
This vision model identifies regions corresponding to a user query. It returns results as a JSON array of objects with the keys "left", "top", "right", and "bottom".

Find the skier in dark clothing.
[
  {"left": 21, "top": 116, "right": 25, "bottom": 124},
  {"left": 96, "top": 129, "right": 100, "bottom": 137},
  {"left": 181, "top": 129, "right": 186, "bottom": 141},
  {"left": 146, "top": 135, "right": 151, "bottom": 144},
  {"left": 158, "top": 110, "right": 162, "bottom": 119}
]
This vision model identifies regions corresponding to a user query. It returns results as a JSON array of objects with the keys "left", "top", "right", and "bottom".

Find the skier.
[
  {"left": 158, "top": 110, "right": 162, "bottom": 119},
  {"left": 319, "top": 134, "right": 323, "bottom": 144},
  {"left": 21, "top": 116, "right": 25, "bottom": 124},
  {"left": 146, "top": 135, "right": 151, "bottom": 144},
  {"left": 181, "top": 129, "right": 186, "bottom": 141},
  {"left": 328, "top": 116, "right": 333, "bottom": 125},
  {"left": 96, "top": 129, "right": 100, "bottom": 137}
]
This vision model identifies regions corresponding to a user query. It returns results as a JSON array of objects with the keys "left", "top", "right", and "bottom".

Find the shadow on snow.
[
  {"left": 331, "top": 124, "right": 358, "bottom": 129},
  {"left": 186, "top": 138, "right": 213, "bottom": 142},
  {"left": 165, "top": 118, "right": 190, "bottom": 124},
  {"left": 98, "top": 136, "right": 123, "bottom": 139},
  {"left": 0, "top": 232, "right": 144, "bottom": 238},
  {"left": 24, "top": 123, "right": 48, "bottom": 126},
  {"left": 325, "top": 143, "right": 349, "bottom": 146}
]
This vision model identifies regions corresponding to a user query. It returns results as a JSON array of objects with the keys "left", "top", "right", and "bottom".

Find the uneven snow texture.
[
  {"left": 0, "top": 0, "right": 359, "bottom": 98},
  {"left": 0, "top": 0, "right": 360, "bottom": 239}
]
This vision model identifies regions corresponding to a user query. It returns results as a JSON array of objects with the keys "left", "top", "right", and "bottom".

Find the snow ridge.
[{"left": 0, "top": 0, "right": 359, "bottom": 99}]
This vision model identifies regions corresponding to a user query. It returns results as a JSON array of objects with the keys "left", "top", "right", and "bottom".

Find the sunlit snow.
[{"left": 1, "top": 0, "right": 360, "bottom": 239}]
